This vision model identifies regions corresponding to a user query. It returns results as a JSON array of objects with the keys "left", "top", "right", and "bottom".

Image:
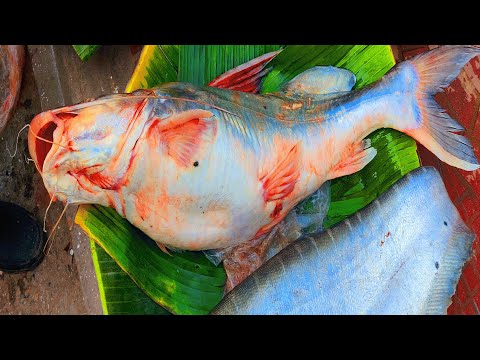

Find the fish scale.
[{"left": 211, "top": 167, "right": 475, "bottom": 315}]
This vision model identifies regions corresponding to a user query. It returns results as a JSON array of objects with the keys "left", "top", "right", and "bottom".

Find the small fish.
[
  {"left": 28, "top": 46, "right": 480, "bottom": 251},
  {"left": 211, "top": 167, "right": 475, "bottom": 315},
  {"left": 0, "top": 45, "right": 24, "bottom": 133}
]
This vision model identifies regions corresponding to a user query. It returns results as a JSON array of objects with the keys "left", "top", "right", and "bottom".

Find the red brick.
[
  {"left": 417, "top": 144, "right": 441, "bottom": 169},
  {"left": 468, "top": 216, "right": 480, "bottom": 238},
  {"left": 454, "top": 278, "right": 470, "bottom": 304},
  {"left": 462, "top": 170, "right": 480, "bottom": 195},
  {"left": 403, "top": 47, "right": 429, "bottom": 60},
  {"left": 473, "top": 287, "right": 480, "bottom": 309},
  {"left": 462, "top": 302, "right": 479, "bottom": 315},
  {"left": 447, "top": 299, "right": 460, "bottom": 315},
  {"left": 460, "top": 196, "right": 480, "bottom": 223},
  {"left": 434, "top": 92, "right": 454, "bottom": 114},
  {"left": 443, "top": 67, "right": 478, "bottom": 130},
  {"left": 471, "top": 243, "right": 480, "bottom": 270},
  {"left": 441, "top": 165, "right": 467, "bottom": 202},
  {"left": 462, "top": 261, "right": 480, "bottom": 291}
]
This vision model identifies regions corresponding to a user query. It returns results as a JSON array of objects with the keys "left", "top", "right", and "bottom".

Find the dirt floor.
[{"left": 0, "top": 50, "right": 89, "bottom": 314}]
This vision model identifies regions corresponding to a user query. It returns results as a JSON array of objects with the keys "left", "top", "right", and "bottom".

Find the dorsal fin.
[
  {"left": 282, "top": 66, "right": 356, "bottom": 97},
  {"left": 208, "top": 50, "right": 281, "bottom": 93}
]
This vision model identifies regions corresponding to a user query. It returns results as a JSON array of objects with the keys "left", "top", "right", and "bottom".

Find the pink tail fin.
[{"left": 393, "top": 46, "right": 480, "bottom": 171}]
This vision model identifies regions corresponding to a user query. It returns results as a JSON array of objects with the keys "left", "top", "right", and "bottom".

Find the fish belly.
[{"left": 120, "top": 122, "right": 269, "bottom": 250}]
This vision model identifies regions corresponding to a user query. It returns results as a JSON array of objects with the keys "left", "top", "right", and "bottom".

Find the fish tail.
[{"left": 388, "top": 45, "right": 480, "bottom": 171}]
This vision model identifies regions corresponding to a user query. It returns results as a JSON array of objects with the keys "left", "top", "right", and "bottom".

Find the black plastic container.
[{"left": 0, "top": 201, "right": 45, "bottom": 272}]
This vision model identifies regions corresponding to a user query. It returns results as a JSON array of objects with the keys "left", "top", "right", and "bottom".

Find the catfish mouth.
[
  {"left": 35, "top": 121, "right": 57, "bottom": 172},
  {"left": 28, "top": 111, "right": 67, "bottom": 174}
]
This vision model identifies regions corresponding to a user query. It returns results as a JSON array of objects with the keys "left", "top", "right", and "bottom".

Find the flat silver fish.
[{"left": 211, "top": 167, "right": 475, "bottom": 315}]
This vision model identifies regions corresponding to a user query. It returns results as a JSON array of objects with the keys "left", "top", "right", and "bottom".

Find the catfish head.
[{"left": 28, "top": 91, "right": 160, "bottom": 205}]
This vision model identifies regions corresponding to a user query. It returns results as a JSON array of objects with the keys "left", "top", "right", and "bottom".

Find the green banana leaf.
[
  {"left": 125, "top": 45, "right": 179, "bottom": 92},
  {"left": 72, "top": 45, "right": 101, "bottom": 62},
  {"left": 77, "top": 45, "right": 420, "bottom": 315},
  {"left": 260, "top": 45, "right": 394, "bottom": 93},
  {"left": 76, "top": 205, "right": 226, "bottom": 315},
  {"left": 90, "top": 241, "right": 170, "bottom": 315},
  {"left": 178, "top": 45, "right": 282, "bottom": 85}
]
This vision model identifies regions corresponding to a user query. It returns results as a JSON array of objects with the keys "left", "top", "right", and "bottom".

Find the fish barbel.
[
  {"left": 28, "top": 46, "right": 480, "bottom": 251},
  {"left": 211, "top": 167, "right": 475, "bottom": 315}
]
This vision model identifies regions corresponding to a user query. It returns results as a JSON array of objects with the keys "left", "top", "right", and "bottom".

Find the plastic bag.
[{"left": 204, "top": 181, "right": 331, "bottom": 292}]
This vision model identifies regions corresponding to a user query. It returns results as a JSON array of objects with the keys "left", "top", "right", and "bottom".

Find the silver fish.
[{"left": 211, "top": 167, "right": 475, "bottom": 315}]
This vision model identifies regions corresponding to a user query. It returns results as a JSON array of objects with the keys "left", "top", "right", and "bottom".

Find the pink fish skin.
[
  {"left": 0, "top": 45, "right": 25, "bottom": 133},
  {"left": 28, "top": 46, "right": 480, "bottom": 251}
]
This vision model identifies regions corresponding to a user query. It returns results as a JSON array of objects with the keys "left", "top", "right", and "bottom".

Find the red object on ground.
[{"left": 395, "top": 45, "right": 480, "bottom": 315}]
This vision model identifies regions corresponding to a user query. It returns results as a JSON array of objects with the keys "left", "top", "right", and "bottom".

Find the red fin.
[
  {"left": 88, "top": 172, "right": 117, "bottom": 189},
  {"left": 148, "top": 109, "right": 216, "bottom": 167},
  {"left": 156, "top": 242, "right": 172, "bottom": 256},
  {"left": 329, "top": 140, "right": 377, "bottom": 179},
  {"left": 208, "top": 50, "right": 281, "bottom": 93},
  {"left": 260, "top": 144, "right": 301, "bottom": 202}
]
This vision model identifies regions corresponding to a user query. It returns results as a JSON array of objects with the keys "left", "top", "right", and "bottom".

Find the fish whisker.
[{"left": 6, "top": 123, "right": 30, "bottom": 158}]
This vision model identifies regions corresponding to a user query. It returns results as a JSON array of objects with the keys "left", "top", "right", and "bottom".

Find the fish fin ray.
[
  {"left": 329, "top": 140, "right": 377, "bottom": 179},
  {"left": 156, "top": 242, "right": 173, "bottom": 256},
  {"left": 423, "top": 216, "right": 475, "bottom": 314},
  {"left": 282, "top": 66, "right": 356, "bottom": 97},
  {"left": 261, "top": 144, "right": 301, "bottom": 202},
  {"left": 392, "top": 46, "right": 480, "bottom": 171},
  {"left": 148, "top": 109, "right": 216, "bottom": 167},
  {"left": 208, "top": 50, "right": 281, "bottom": 93}
]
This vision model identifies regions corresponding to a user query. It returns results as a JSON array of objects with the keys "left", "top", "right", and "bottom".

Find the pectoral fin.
[
  {"left": 282, "top": 66, "right": 356, "bottom": 97},
  {"left": 147, "top": 109, "right": 217, "bottom": 167},
  {"left": 260, "top": 144, "right": 301, "bottom": 202},
  {"left": 328, "top": 139, "right": 377, "bottom": 179}
]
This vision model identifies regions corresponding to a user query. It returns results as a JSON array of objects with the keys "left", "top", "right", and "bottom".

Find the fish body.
[
  {"left": 0, "top": 45, "right": 24, "bottom": 133},
  {"left": 211, "top": 167, "right": 475, "bottom": 315},
  {"left": 28, "top": 46, "right": 480, "bottom": 250}
]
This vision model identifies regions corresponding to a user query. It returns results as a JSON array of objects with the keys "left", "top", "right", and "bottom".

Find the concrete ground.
[
  {"left": 0, "top": 49, "right": 88, "bottom": 314},
  {"left": 0, "top": 45, "right": 140, "bottom": 314}
]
